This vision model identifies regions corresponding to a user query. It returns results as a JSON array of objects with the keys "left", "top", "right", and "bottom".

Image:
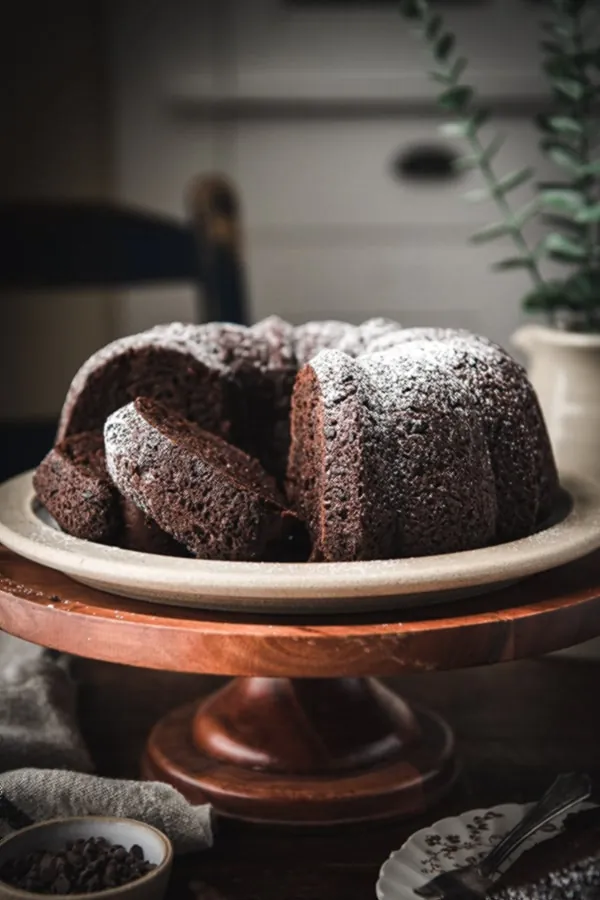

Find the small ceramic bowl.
[{"left": 0, "top": 817, "right": 173, "bottom": 900}]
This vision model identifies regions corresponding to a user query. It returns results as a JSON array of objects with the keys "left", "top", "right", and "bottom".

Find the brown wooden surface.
[
  {"left": 74, "top": 655, "right": 600, "bottom": 899},
  {"left": 2, "top": 547, "right": 600, "bottom": 675},
  {"left": 141, "top": 678, "right": 457, "bottom": 824},
  {"left": 3, "top": 546, "right": 600, "bottom": 892}
]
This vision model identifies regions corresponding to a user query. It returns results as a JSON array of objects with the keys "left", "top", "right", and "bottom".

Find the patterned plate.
[{"left": 376, "top": 801, "right": 594, "bottom": 900}]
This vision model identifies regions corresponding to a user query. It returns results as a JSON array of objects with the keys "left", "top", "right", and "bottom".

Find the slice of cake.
[
  {"left": 33, "top": 430, "right": 186, "bottom": 554},
  {"left": 33, "top": 432, "right": 121, "bottom": 544},
  {"left": 287, "top": 346, "right": 497, "bottom": 561},
  {"left": 104, "top": 397, "right": 306, "bottom": 561}
]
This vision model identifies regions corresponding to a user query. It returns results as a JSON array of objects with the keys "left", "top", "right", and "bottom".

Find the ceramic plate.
[
  {"left": 376, "top": 801, "right": 595, "bottom": 900},
  {"left": 0, "top": 470, "right": 600, "bottom": 614}
]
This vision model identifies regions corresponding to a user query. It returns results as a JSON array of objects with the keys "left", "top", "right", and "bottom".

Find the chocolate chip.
[{"left": 0, "top": 835, "right": 157, "bottom": 894}]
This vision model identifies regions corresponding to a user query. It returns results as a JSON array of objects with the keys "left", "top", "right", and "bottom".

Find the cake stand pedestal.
[
  {"left": 1, "top": 546, "right": 600, "bottom": 826},
  {"left": 142, "top": 677, "right": 454, "bottom": 824}
]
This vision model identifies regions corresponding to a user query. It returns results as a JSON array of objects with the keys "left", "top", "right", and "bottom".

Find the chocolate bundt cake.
[
  {"left": 33, "top": 432, "right": 121, "bottom": 543},
  {"left": 104, "top": 397, "right": 304, "bottom": 561},
  {"left": 56, "top": 317, "right": 401, "bottom": 482},
  {"left": 40, "top": 316, "right": 559, "bottom": 563}
]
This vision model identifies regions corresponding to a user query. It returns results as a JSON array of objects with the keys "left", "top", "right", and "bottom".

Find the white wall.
[{"left": 110, "top": 0, "right": 554, "bottom": 349}]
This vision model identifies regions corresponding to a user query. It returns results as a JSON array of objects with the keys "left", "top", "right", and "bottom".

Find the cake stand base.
[
  {"left": 141, "top": 677, "right": 457, "bottom": 825},
  {"left": 5, "top": 545, "right": 600, "bottom": 826}
]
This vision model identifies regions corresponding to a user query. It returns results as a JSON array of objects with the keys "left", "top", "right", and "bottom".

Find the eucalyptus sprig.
[
  {"left": 400, "top": 0, "right": 545, "bottom": 286},
  {"left": 527, "top": 0, "right": 600, "bottom": 325}
]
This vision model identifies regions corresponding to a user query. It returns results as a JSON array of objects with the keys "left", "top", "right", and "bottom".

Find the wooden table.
[{"left": 75, "top": 654, "right": 600, "bottom": 900}]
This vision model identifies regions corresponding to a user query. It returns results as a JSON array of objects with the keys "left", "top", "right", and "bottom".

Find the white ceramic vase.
[
  {"left": 512, "top": 323, "right": 600, "bottom": 660},
  {"left": 512, "top": 323, "right": 600, "bottom": 483}
]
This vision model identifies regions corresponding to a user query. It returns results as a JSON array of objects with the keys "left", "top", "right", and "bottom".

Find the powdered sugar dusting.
[
  {"left": 104, "top": 403, "right": 165, "bottom": 520},
  {"left": 303, "top": 341, "right": 499, "bottom": 556},
  {"left": 340, "top": 317, "right": 403, "bottom": 355},
  {"left": 293, "top": 321, "right": 358, "bottom": 367},
  {"left": 57, "top": 322, "right": 229, "bottom": 440},
  {"left": 308, "top": 348, "right": 368, "bottom": 407},
  {"left": 56, "top": 316, "right": 557, "bottom": 561},
  {"left": 250, "top": 316, "right": 296, "bottom": 369}
]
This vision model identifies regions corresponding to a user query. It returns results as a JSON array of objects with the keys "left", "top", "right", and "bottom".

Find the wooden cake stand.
[{"left": 1, "top": 546, "right": 600, "bottom": 826}]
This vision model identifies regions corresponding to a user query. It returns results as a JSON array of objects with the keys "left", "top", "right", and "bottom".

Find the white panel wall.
[{"left": 111, "top": 0, "right": 552, "bottom": 349}]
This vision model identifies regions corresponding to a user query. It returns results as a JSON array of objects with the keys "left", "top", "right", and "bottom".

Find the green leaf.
[
  {"left": 566, "top": 271, "right": 599, "bottom": 302},
  {"left": 461, "top": 171, "right": 533, "bottom": 205},
  {"left": 438, "top": 109, "right": 489, "bottom": 140},
  {"left": 452, "top": 137, "right": 504, "bottom": 172},
  {"left": 430, "top": 59, "right": 468, "bottom": 86},
  {"left": 575, "top": 204, "right": 600, "bottom": 223},
  {"left": 454, "top": 153, "right": 481, "bottom": 172},
  {"left": 580, "top": 160, "right": 600, "bottom": 176},
  {"left": 400, "top": 0, "right": 422, "bottom": 20},
  {"left": 541, "top": 21, "right": 574, "bottom": 40},
  {"left": 438, "top": 85, "right": 474, "bottom": 111},
  {"left": 522, "top": 282, "right": 570, "bottom": 313},
  {"left": 547, "top": 145, "right": 584, "bottom": 174},
  {"left": 540, "top": 136, "right": 577, "bottom": 155},
  {"left": 544, "top": 255, "right": 580, "bottom": 270},
  {"left": 544, "top": 57, "right": 579, "bottom": 79},
  {"left": 536, "top": 113, "right": 553, "bottom": 134},
  {"left": 539, "top": 189, "right": 585, "bottom": 214},
  {"left": 542, "top": 232, "right": 588, "bottom": 261},
  {"left": 463, "top": 187, "right": 490, "bottom": 202},
  {"left": 447, "top": 56, "right": 468, "bottom": 83},
  {"left": 492, "top": 257, "right": 535, "bottom": 272},
  {"left": 514, "top": 199, "right": 541, "bottom": 227},
  {"left": 430, "top": 70, "right": 451, "bottom": 85},
  {"left": 470, "top": 222, "right": 515, "bottom": 245},
  {"left": 568, "top": 49, "right": 600, "bottom": 67},
  {"left": 426, "top": 14, "right": 443, "bottom": 40},
  {"left": 439, "top": 121, "right": 472, "bottom": 138},
  {"left": 550, "top": 76, "right": 586, "bottom": 100},
  {"left": 434, "top": 33, "right": 455, "bottom": 62},
  {"left": 547, "top": 116, "right": 584, "bottom": 135},
  {"left": 541, "top": 213, "right": 588, "bottom": 237},
  {"left": 494, "top": 167, "right": 534, "bottom": 196}
]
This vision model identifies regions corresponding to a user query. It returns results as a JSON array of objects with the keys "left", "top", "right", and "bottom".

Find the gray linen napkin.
[
  {"left": 0, "top": 634, "right": 214, "bottom": 853},
  {"left": 0, "top": 770, "right": 214, "bottom": 854},
  {"left": 0, "top": 634, "right": 92, "bottom": 773}
]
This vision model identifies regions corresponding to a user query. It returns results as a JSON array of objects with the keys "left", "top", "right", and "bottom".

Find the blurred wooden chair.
[
  {"left": 0, "top": 175, "right": 250, "bottom": 481},
  {"left": 0, "top": 175, "right": 249, "bottom": 322}
]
